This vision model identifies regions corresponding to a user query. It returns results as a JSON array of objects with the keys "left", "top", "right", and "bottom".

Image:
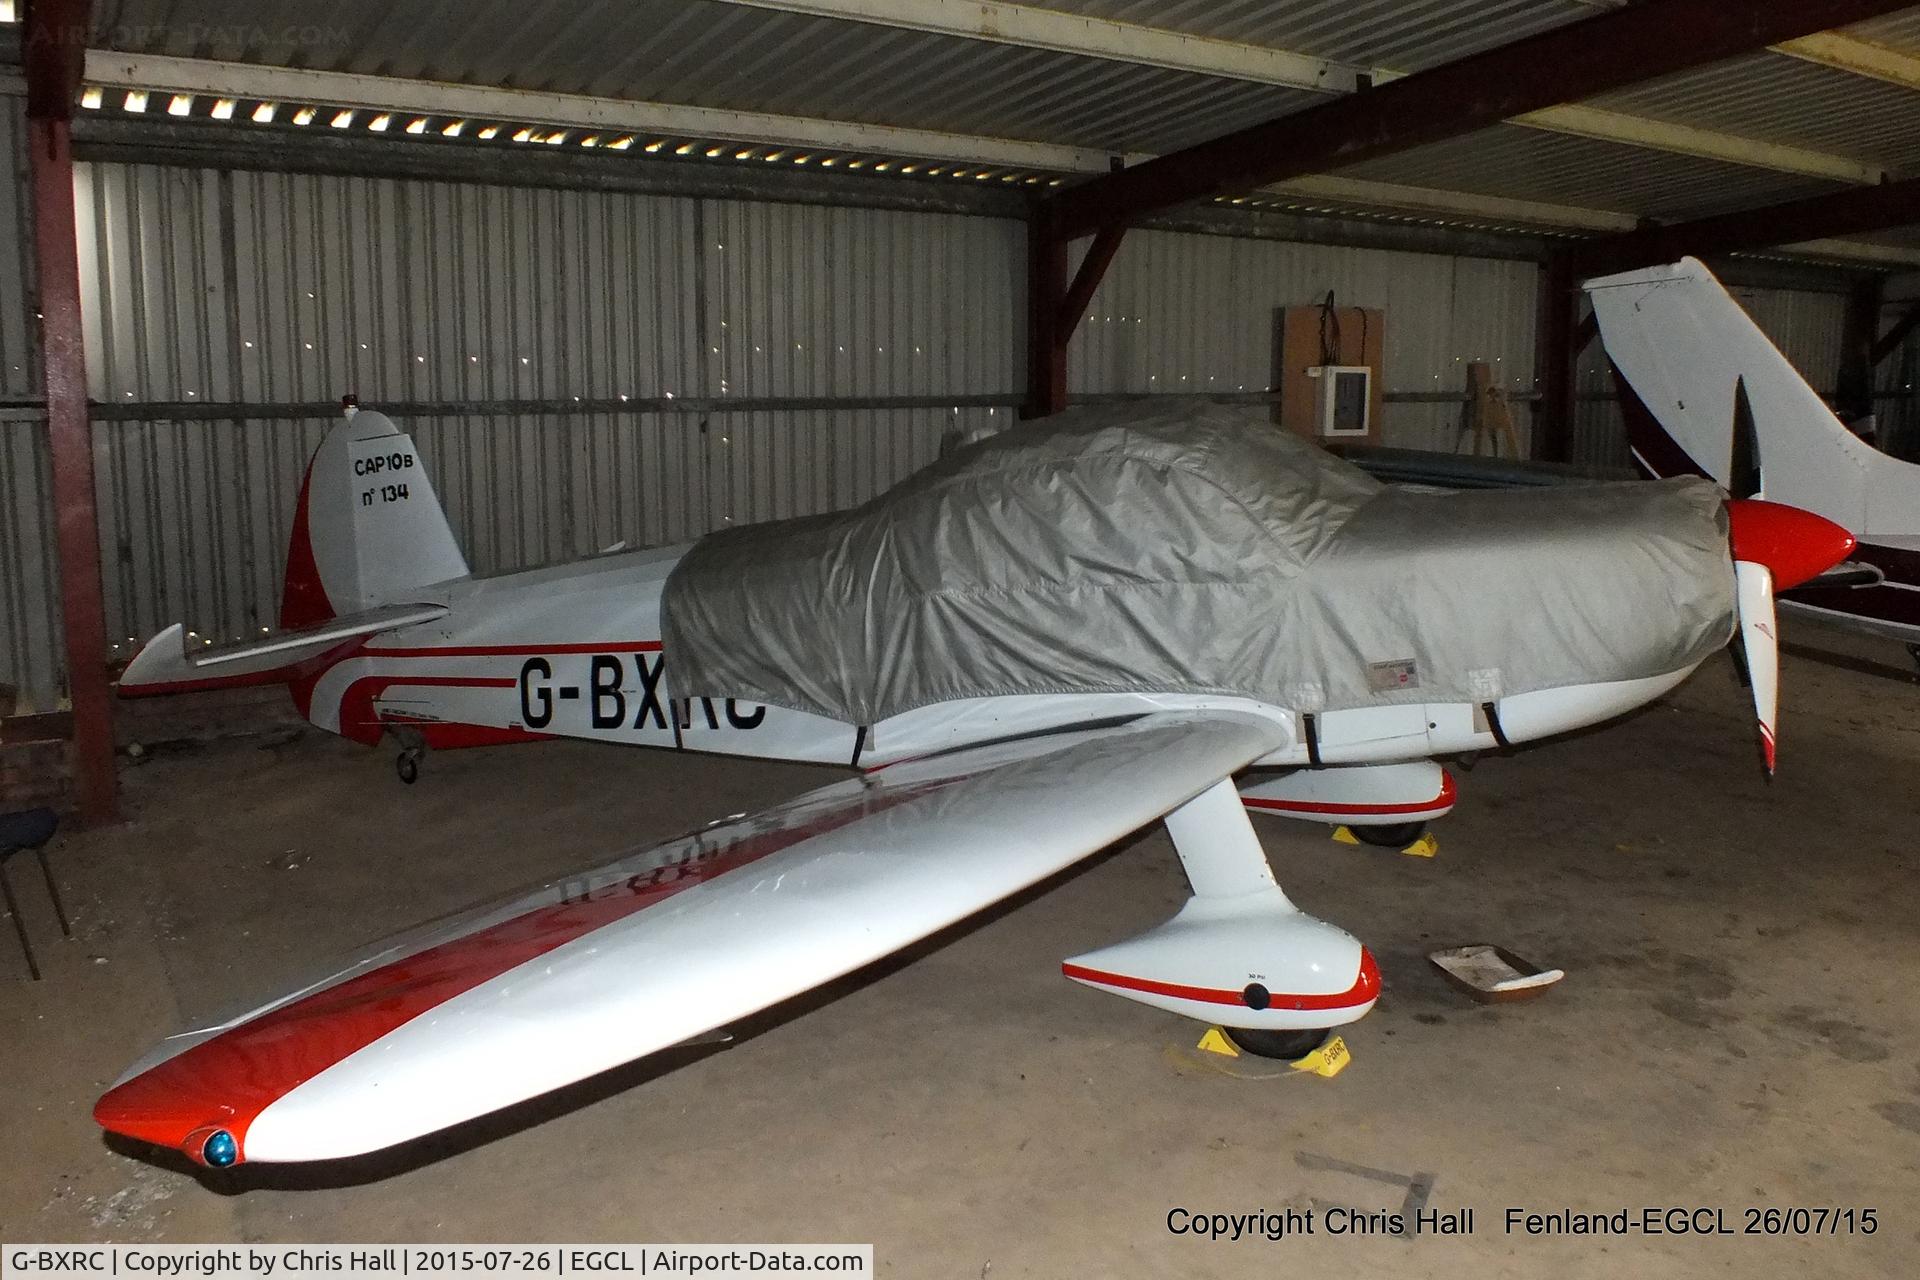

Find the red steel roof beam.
[
  {"left": 1047, "top": 0, "right": 1916, "bottom": 240},
  {"left": 1570, "top": 174, "right": 1920, "bottom": 279}
]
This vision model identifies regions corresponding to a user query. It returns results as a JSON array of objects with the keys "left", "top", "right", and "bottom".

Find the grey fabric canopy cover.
[{"left": 662, "top": 402, "right": 1734, "bottom": 724}]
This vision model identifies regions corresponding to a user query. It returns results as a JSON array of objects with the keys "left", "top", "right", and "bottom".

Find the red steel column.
[
  {"left": 1532, "top": 253, "right": 1577, "bottom": 465},
  {"left": 1022, "top": 210, "right": 1069, "bottom": 419},
  {"left": 30, "top": 115, "right": 117, "bottom": 823}
]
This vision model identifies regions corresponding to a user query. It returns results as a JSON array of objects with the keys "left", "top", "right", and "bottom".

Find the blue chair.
[{"left": 0, "top": 808, "right": 68, "bottom": 980}]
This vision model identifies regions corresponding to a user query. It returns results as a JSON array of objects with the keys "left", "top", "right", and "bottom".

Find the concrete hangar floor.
[{"left": 2, "top": 620, "right": 1916, "bottom": 1278}]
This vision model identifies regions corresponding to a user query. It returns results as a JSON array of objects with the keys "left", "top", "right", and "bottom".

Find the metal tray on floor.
[{"left": 1429, "top": 944, "right": 1564, "bottom": 1003}]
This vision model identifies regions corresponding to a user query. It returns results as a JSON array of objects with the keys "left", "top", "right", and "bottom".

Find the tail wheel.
[
  {"left": 396, "top": 747, "right": 423, "bottom": 785},
  {"left": 1222, "top": 1026, "right": 1334, "bottom": 1061},
  {"left": 1352, "top": 821, "right": 1426, "bottom": 849}
]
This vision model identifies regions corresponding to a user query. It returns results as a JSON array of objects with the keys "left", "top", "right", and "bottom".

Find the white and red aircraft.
[
  {"left": 95, "top": 372, "right": 1852, "bottom": 1170},
  {"left": 1591, "top": 257, "right": 1920, "bottom": 664}
]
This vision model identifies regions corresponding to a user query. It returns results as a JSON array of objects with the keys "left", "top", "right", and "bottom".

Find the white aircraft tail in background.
[
  {"left": 116, "top": 404, "right": 470, "bottom": 698},
  {"left": 277, "top": 402, "right": 469, "bottom": 629},
  {"left": 1589, "top": 258, "right": 1920, "bottom": 655}
]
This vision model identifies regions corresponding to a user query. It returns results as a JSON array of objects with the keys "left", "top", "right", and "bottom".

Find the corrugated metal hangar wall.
[
  {"left": 71, "top": 166, "right": 1022, "bottom": 681},
  {"left": 0, "top": 97, "right": 1867, "bottom": 714},
  {"left": 1, "top": 92, "right": 55, "bottom": 717}
]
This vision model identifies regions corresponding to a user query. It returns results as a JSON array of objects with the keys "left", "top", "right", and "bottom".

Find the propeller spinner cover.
[{"left": 1725, "top": 500, "right": 1856, "bottom": 591}]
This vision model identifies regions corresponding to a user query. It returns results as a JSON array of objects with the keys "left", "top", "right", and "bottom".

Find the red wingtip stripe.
[{"left": 93, "top": 779, "right": 956, "bottom": 1159}]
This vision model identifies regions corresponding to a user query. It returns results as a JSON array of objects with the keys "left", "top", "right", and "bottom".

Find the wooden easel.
[{"left": 1455, "top": 362, "right": 1521, "bottom": 458}]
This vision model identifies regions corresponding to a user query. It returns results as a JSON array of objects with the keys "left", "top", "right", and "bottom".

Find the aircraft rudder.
[{"left": 280, "top": 402, "right": 469, "bottom": 626}]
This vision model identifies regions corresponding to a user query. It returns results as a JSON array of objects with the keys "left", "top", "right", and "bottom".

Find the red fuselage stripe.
[
  {"left": 118, "top": 666, "right": 302, "bottom": 698},
  {"left": 125, "top": 642, "right": 659, "bottom": 702},
  {"left": 1241, "top": 770, "right": 1455, "bottom": 817},
  {"left": 329, "top": 674, "right": 519, "bottom": 745},
  {"left": 1243, "top": 796, "right": 1447, "bottom": 816},
  {"left": 1061, "top": 953, "right": 1380, "bottom": 1011}
]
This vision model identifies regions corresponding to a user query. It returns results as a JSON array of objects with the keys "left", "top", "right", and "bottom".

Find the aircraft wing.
[{"left": 95, "top": 711, "right": 1285, "bottom": 1165}]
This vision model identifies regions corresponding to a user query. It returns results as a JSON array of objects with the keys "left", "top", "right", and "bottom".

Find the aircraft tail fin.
[
  {"left": 117, "top": 406, "right": 466, "bottom": 700},
  {"left": 280, "top": 405, "right": 469, "bottom": 628},
  {"left": 1586, "top": 257, "right": 1875, "bottom": 531}
]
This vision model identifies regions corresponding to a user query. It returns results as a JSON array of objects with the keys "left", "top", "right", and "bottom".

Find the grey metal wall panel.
[
  {"left": 85, "top": 404, "right": 1003, "bottom": 663},
  {"left": 1, "top": 421, "right": 60, "bottom": 713},
  {"left": 75, "top": 162, "right": 1023, "bottom": 659},
  {"left": 2, "top": 93, "right": 37, "bottom": 401},
  {"left": 1738, "top": 285, "right": 1847, "bottom": 388},
  {"left": 1874, "top": 341, "right": 1916, "bottom": 461},
  {"left": 0, "top": 91, "right": 59, "bottom": 714},
  {"left": 82, "top": 165, "right": 1024, "bottom": 407},
  {"left": 1070, "top": 229, "right": 1537, "bottom": 454}
]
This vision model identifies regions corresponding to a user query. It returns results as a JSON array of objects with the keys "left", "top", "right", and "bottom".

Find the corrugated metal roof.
[
  {"left": 92, "top": 0, "right": 1325, "bottom": 154},
  {"left": 84, "top": 0, "right": 1920, "bottom": 258},
  {"left": 1592, "top": 50, "right": 1920, "bottom": 174},
  {"left": 1037, "top": 0, "right": 1599, "bottom": 72},
  {"left": 90, "top": 0, "right": 1603, "bottom": 84},
  {"left": 1842, "top": 7, "right": 1920, "bottom": 51},
  {"left": 1840, "top": 224, "right": 1920, "bottom": 252},
  {"left": 1343, "top": 125, "right": 1851, "bottom": 223}
]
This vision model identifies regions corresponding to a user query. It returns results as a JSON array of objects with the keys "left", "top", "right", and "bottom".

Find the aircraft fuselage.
[{"left": 298, "top": 542, "right": 1703, "bottom": 773}]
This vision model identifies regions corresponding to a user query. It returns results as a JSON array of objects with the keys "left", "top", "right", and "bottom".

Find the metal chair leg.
[
  {"left": 0, "top": 858, "right": 40, "bottom": 981},
  {"left": 34, "top": 847, "right": 69, "bottom": 937}
]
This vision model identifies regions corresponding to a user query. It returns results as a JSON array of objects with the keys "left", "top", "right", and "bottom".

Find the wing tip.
[{"left": 93, "top": 1075, "right": 245, "bottom": 1166}]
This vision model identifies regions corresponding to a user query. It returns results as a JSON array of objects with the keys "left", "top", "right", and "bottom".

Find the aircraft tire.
[
  {"left": 1222, "top": 1026, "right": 1334, "bottom": 1061},
  {"left": 1352, "top": 821, "right": 1426, "bottom": 849}
]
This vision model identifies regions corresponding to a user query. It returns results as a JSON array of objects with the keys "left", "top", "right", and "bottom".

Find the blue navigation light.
[{"left": 202, "top": 1129, "right": 239, "bottom": 1168}]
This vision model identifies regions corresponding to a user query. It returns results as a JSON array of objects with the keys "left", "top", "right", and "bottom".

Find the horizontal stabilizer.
[
  {"left": 1786, "top": 563, "right": 1883, "bottom": 592},
  {"left": 119, "top": 603, "right": 449, "bottom": 696}
]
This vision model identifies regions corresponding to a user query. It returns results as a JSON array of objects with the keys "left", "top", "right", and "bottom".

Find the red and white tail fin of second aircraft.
[
  {"left": 1589, "top": 257, "right": 1865, "bottom": 770},
  {"left": 1586, "top": 257, "right": 1890, "bottom": 534},
  {"left": 119, "top": 407, "right": 469, "bottom": 696}
]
